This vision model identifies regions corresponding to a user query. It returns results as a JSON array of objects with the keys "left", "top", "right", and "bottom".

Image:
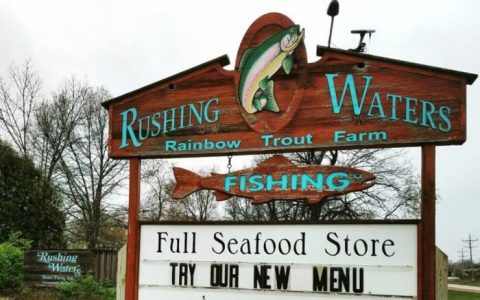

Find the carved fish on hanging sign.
[{"left": 172, "top": 155, "right": 375, "bottom": 205}]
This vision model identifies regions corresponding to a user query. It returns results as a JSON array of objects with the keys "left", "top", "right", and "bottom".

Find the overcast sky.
[{"left": 1, "top": 0, "right": 478, "bottom": 262}]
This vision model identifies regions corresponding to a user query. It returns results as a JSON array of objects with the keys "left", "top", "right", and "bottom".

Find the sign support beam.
[
  {"left": 421, "top": 145, "right": 436, "bottom": 299},
  {"left": 126, "top": 159, "right": 141, "bottom": 300}
]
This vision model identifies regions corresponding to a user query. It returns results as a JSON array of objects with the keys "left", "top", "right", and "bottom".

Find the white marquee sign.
[{"left": 139, "top": 223, "right": 417, "bottom": 299}]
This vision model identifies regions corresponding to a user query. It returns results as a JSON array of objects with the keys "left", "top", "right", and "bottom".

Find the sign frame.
[{"left": 138, "top": 220, "right": 420, "bottom": 299}]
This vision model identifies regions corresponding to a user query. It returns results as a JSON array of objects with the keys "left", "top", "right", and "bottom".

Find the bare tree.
[
  {"left": 140, "top": 160, "right": 175, "bottom": 221},
  {"left": 224, "top": 196, "right": 272, "bottom": 221},
  {"left": 177, "top": 168, "right": 220, "bottom": 221},
  {"left": 141, "top": 165, "right": 219, "bottom": 222},
  {"left": 58, "top": 85, "right": 127, "bottom": 249},
  {"left": 34, "top": 78, "right": 85, "bottom": 181},
  {"left": 179, "top": 188, "right": 218, "bottom": 221},
  {"left": 0, "top": 60, "right": 41, "bottom": 157}
]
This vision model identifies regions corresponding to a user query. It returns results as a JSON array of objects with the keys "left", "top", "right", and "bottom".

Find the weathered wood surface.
[
  {"left": 126, "top": 159, "right": 141, "bottom": 300},
  {"left": 104, "top": 14, "right": 476, "bottom": 158},
  {"left": 92, "top": 249, "right": 118, "bottom": 283},
  {"left": 116, "top": 245, "right": 126, "bottom": 300},
  {"left": 103, "top": 13, "right": 475, "bottom": 159},
  {"left": 422, "top": 145, "right": 436, "bottom": 299},
  {"left": 436, "top": 247, "right": 448, "bottom": 300},
  {"left": 172, "top": 155, "right": 375, "bottom": 205}
]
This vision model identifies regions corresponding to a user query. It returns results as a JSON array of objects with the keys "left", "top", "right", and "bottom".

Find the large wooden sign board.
[
  {"left": 102, "top": 12, "right": 476, "bottom": 300},
  {"left": 102, "top": 14, "right": 475, "bottom": 159}
]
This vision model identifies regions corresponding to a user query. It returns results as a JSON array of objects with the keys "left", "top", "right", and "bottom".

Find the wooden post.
[
  {"left": 421, "top": 145, "right": 436, "bottom": 299},
  {"left": 126, "top": 159, "right": 141, "bottom": 300}
]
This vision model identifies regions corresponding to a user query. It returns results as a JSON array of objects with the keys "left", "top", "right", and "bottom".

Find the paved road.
[{"left": 449, "top": 284, "right": 480, "bottom": 293}]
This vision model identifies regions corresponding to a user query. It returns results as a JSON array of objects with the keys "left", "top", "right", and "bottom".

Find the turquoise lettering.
[
  {"left": 120, "top": 108, "right": 142, "bottom": 148},
  {"left": 300, "top": 173, "right": 324, "bottom": 190},
  {"left": 261, "top": 134, "right": 313, "bottom": 147},
  {"left": 151, "top": 112, "right": 162, "bottom": 136},
  {"left": 163, "top": 107, "right": 176, "bottom": 133},
  {"left": 215, "top": 141, "right": 226, "bottom": 150},
  {"left": 386, "top": 94, "right": 401, "bottom": 120},
  {"left": 204, "top": 98, "right": 220, "bottom": 123},
  {"left": 325, "top": 73, "right": 373, "bottom": 115},
  {"left": 248, "top": 175, "right": 264, "bottom": 192},
  {"left": 188, "top": 101, "right": 203, "bottom": 126},
  {"left": 225, "top": 176, "right": 237, "bottom": 192},
  {"left": 438, "top": 106, "right": 452, "bottom": 132},
  {"left": 333, "top": 130, "right": 387, "bottom": 143},
  {"left": 369, "top": 131, "right": 387, "bottom": 141},
  {"left": 138, "top": 115, "right": 151, "bottom": 140},
  {"left": 326, "top": 172, "right": 350, "bottom": 191},
  {"left": 178, "top": 105, "right": 186, "bottom": 129},
  {"left": 165, "top": 140, "right": 176, "bottom": 150},
  {"left": 261, "top": 134, "right": 274, "bottom": 146},
  {"left": 346, "top": 134, "right": 357, "bottom": 142},
  {"left": 403, "top": 97, "right": 418, "bottom": 124},
  {"left": 420, "top": 100, "right": 437, "bottom": 129},
  {"left": 239, "top": 176, "right": 246, "bottom": 191},
  {"left": 226, "top": 140, "right": 241, "bottom": 149},
  {"left": 291, "top": 174, "right": 298, "bottom": 191},
  {"left": 334, "top": 130, "right": 346, "bottom": 143},
  {"left": 164, "top": 139, "right": 241, "bottom": 152},
  {"left": 266, "top": 174, "right": 289, "bottom": 191},
  {"left": 367, "top": 92, "right": 385, "bottom": 118}
]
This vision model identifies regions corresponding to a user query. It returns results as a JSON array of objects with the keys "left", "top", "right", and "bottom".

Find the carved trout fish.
[
  {"left": 172, "top": 155, "right": 375, "bottom": 205},
  {"left": 238, "top": 25, "right": 305, "bottom": 114}
]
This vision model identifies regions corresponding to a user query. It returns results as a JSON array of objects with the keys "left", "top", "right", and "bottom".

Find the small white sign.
[{"left": 139, "top": 223, "right": 417, "bottom": 299}]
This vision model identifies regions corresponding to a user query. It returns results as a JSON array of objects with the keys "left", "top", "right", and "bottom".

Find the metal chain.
[{"left": 227, "top": 154, "right": 232, "bottom": 173}]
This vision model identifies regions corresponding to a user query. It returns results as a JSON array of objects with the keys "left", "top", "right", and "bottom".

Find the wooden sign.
[
  {"left": 172, "top": 155, "right": 375, "bottom": 205},
  {"left": 23, "top": 250, "right": 94, "bottom": 286},
  {"left": 103, "top": 12, "right": 478, "bottom": 300},
  {"left": 102, "top": 13, "right": 476, "bottom": 159}
]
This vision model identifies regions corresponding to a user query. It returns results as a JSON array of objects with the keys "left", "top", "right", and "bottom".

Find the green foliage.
[
  {"left": 57, "top": 276, "right": 115, "bottom": 300},
  {"left": 18, "top": 286, "right": 60, "bottom": 299},
  {"left": 448, "top": 290, "right": 480, "bottom": 300},
  {"left": 0, "top": 242, "right": 23, "bottom": 293},
  {"left": 0, "top": 140, "right": 65, "bottom": 248},
  {"left": 7, "top": 231, "right": 32, "bottom": 251}
]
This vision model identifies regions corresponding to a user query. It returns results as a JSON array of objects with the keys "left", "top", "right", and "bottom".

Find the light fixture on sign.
[{"left": 327, "top": 0, "right": 339, "bottom": 48}]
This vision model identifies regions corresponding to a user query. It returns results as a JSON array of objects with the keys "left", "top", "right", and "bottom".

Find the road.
[{"left": 449, "top": 284, "right": 480, "bottom": 293}]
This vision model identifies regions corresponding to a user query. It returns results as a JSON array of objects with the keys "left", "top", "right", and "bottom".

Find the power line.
[
  {"left": 462, "top": 233, "right": 478, "bottom": 266},
  {"left": 458, "top": 248, "right": 466, "bottom": 263}
]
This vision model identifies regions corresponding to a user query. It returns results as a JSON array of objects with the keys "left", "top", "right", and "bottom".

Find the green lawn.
[
  {"left": 449, "top": 290, "right": 480, "bottom": 300},
  {"left": 449, "top": 279, "right": 480, "bottom": 287}
]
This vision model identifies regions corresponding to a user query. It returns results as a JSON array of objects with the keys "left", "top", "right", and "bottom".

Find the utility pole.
[
  {"left": 455, "top": 249, "right": 467, "bottom": 277},
  {"left": 458, "top": 248, "right": 466, "bottom": 264},
  {"left": 463, "top": 234, "right": 478, "bottom": 267}
]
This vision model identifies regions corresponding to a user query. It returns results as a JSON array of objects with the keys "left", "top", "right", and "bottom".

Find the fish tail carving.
[{"left": 172, "top": 167, "right": 202, "bottom": 199}]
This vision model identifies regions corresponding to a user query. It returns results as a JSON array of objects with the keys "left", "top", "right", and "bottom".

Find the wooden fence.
[{"left": 92, "top": 249, "right": 118, "bottom": 283}]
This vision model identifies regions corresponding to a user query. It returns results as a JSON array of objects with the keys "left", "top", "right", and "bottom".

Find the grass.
[
  {"left": 1, "top": 287, "right": 60, "bottom": 300},
  {"left": 449, "top": 279, "right": 480, "bottom": 287},
  {"left": 449, "top": 290, "right": 480, "bottom": 300},
  {"left": 1, "top": 286, "right": 116, "bottom": 299}
]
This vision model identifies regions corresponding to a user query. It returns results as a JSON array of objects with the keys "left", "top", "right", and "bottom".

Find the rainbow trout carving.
[
  {"left": 238, "top": 25, "right": 305, "bottom": 114},
  {"left": 172, "top": 155, "right": 375, "bottom": 205}
]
